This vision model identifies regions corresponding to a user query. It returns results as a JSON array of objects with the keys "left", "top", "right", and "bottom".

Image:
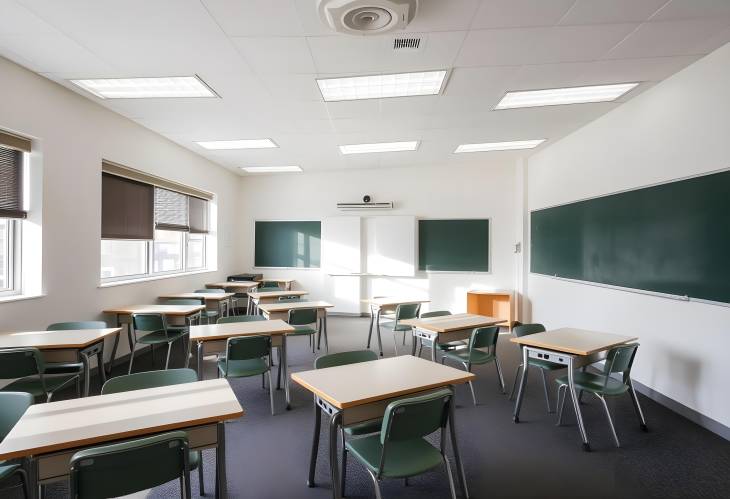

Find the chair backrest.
[
  {"left": 0, "top": 348, "right": 43, "bottom": 378},
  {"left": 512, "top": 323, "right": 546, "bottom": 338},
  {"left": 47, "top": 321, "right": 107, "bottom": 331},
  {"left": 132, "top": 314, "right": 166, "bottom": 333},
  {"left": 217, "top": 315, "right": 266, "bottom": 324},
  {"left": 314, "top": 350, "right": 377, "bottom": 370},
  {"left": 469, "top": 326, "right": 500, "bottom": 351},
  {"left": 381, "top": 388, "right": 452, "bottom": 445},
  {"left": 395, "top": 303, "right": 420, "bottom": 321},
  {"left": 261, "top": 281, "right": 280, "bottom": 289},
  {"left": 164, "top": 298, "right": 204, "bottom": 306},
  {"left": 603, "top": 343, "right": 639, "bottom": 384},
  {"left": 0, "top": 392, "right": 33, "bottom": 440},
  {"left": 70, "top": 431, "right": 190, "bottom": 499},
  {"left": 289, "top": 308, "right": 318, "bottom": 326},
  {"left": 226, "top": 335, "right": 271, "bottom": 361},
  {"left": 278, "top": 296, "right": 302, "bottom": 302},
  {"left": 420, "top": 310, "right": 451, "bottom": 318},
  {"left": 101, "top": 368, "right": 198, "bottom": 395}
]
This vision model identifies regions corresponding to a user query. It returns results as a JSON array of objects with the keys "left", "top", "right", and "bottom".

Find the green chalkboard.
[
  {"left": 254, "top": 221, "right": 321, "bottom": 268},
  {"left": 418, "top": 219, "right": 489, "bottom": 272},
  {"left": 531, "top": 170, "right": 730, "bottom": 303}
]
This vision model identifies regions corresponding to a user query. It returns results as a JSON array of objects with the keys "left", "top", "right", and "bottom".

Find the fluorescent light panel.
[
  {"left": 69, "top": 76, "right": 216, "bottom": 99},
  {"left": 455, "top": 139, "right": 546, "bottom": 153},
  {"left": 495, "top": 83, "right": 639, "bottom": 110},
  {"left": 196, "top": 139, "right": 278, "bottom": 150},
  {"left": 317, "top": 71, "right": 447, "bottom": 102},
  {"left": 241, "top": 166, "right": 302, "bottom": 173},
  {"left": 339, "top": 141, "right": 419, "bottom": 155}
]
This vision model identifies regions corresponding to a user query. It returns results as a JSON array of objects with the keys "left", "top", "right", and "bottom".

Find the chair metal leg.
[
  {"left": 198, "top": 454, "right": 205, "bottom": 496},
  {"left": 494, "top": 357, "right": 506, "bottom": 394},
  {"left": 466, "top": 363, "right": 477, "bottom": 406},
  {"left": 628, "top": 379, "right": 649, "bottom": 431},
  {"left": 595, "top": 393, "right": 620, "bottom": 447},
  {"left": 556, "top": 384, "right": 567, "bottom": 426},
  {"left": 268, "top": 369, "right": 275, "bottom": 415},
  {"left": 128, "top": 347, "right": 136, "bottom": 375},
  {"left": 151, "top": 343, "right": 155, "bottom": 366},
  {"left": 366, "top": 469, "right": 383, "bottom": 499},
  {"left": 540, "top": 369, "right": 553, "bottom": 413},
  {"left": 509, "top": 364, "right": 522, "bottom": 400},
  {"left": 392, "top": 331, "right": 398, "bottom": 356},
  {"left": 417, "top": 340, "right": 423, "bottom": 358},
  {"left": 340, "top": 427, "right": 347, "bottom": 496},
  {"left": 16, "top": 467, "right": 29, "bottom": 499},
  {"left": 165, "top": 342, "right": 173, "bottom": 370},
  {"left": 307, "top": 398, "right": 321, "bottom": 487},
  {"left": 444, "top": 456, "right": 458, "bottom": 499}
]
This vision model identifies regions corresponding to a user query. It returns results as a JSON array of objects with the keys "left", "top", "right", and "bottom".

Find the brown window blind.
[
  {"left": 189, "top": 196, "right": 209, "bottom": 234},
  {"left": 101, "top": 173, "right": 154, "bottom": 239},
  {"left": 0, "top": 131, "right": 31, "bottom": 153},
  {"left": 0, "top": 145, "right": 26, "bottom": 219},
  {"left": 154, "top": 187, "right": 189, "bottom": 231}
]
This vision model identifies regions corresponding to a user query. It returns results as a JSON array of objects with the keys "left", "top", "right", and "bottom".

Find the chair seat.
[
  {"left": 344, "top": 419, "right": 382, "bottom": 437},
  {"left": 442, "top": 348, "right": 496, "bottom": 365},
  {"left": 555, "top": 371, "right": 629, "bottom": 396},
  {"left": 137, "top": 329, "right": 187, "bottom": 345},
  {"left": 345, "top": 435, "right": 443, "bottom": 479},
  {"left": 0, "top": 461, "right": 20, "bottom": 481},
  {"left": 2, "top": 373, "right": 79, "bottom": 397},
  {"left": 392, "top": 324, "right": 413, "bottom": 332},
  {"left": 217, "top": 358, "right": 269, "bottom": 378},
  {"left": 435, "top": 341, "right": 466, "bottom": 351},
  {"left": 290, "top": 325, "right": 316, "bottom": 336},
  {"left": 43, "top": 362, "right": 84, "bottom": 375},
  {"left": 528, "top": 357, "right": 564, "bottom": 371}
]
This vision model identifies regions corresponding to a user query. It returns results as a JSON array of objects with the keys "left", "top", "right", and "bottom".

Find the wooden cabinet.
[{"left": 466, "top": 291, "right": 514, "bottom": 328}]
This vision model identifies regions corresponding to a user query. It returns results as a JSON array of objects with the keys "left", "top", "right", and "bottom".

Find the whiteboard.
[
  {"left": 366, "top": 216, "right": 416, "bottom": 277},
  {"left": 322, "top": 216, "right": 361, "bottom": 275}
]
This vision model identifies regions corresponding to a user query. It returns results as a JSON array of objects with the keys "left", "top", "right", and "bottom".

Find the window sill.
[
  {"left": 99, "top": 268, "right": 216, "bottom": 288},
  {"left": 0, "top": 293, "right": 46, "bottom": 304}
]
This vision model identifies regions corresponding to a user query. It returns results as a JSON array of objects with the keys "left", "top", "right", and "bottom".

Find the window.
[
  {"left": 100, "top": 162, "right": 212, "bottom": 283},
  {"left": 0, "top": 219, "right": 12, "bottom": 291}
]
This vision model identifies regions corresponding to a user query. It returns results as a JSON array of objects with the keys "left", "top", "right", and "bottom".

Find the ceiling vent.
[
  {"left": 317, "top": 0, "right": 418, "bottom": 36},
  {"left": 393, "top": 36, "right": 421, "bottom": 50}
]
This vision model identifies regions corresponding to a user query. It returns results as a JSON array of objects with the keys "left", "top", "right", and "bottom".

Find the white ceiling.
[{"left": 1, "top": 0, "right": 729, "bottom": 175}]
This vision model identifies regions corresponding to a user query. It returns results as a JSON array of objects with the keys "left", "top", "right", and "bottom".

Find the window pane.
[
  {"left": 0, "top": 219, "right": 9, "bottom": 290},
  {"left": 187, "top": 233, "right": 205, "bottom": 269},
  {"left": 101, "top": 239, "right": 147, "bottom": 279},
  {"left": 153, "top": 230, "right": 183, "bottom": 273}
]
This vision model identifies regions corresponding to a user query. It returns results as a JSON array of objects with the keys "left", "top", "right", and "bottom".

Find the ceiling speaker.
[{"left": 317, "top": 0, "right": 418, "bottom": 36}]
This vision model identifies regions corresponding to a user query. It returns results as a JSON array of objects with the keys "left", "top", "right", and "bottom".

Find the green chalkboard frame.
[
  {"left": 254, "top": 220, "right": 321, "bottom": 269},
  {"left": 418, "top": 218, "right": 490, "bottom": 272}
]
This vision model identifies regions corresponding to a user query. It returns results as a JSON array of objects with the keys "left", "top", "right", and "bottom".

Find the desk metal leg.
[
  {"left": 197, "top": 342, "right": 204, "bottom": 381},
  {"left": 308, "top": 398, "right": 322, "bottom": 487},
  {"left": 375, "top": 310, "right": 383, "bottom": 356},
  {"left": 431, "top": 333, "right": 437, "bottom": 363},
  {"left": 448, "top": 388, "right": 469, "bottom": 499},
  {"left": 96, "top": 344, "right": 106, "bottom": 387},
  {"left": 329, "top": 411, "right": 342, "bottom": 499},
  {"left": 282, "top": 335, "right": 291, "bottom": 410},
  {"left": 323, "top": 314, "right": 329, "bottom": 353},
  {"left": 567, "top": 358, "right": 591, "bottom": 451},
  {"left": 215, "top": 422, "right": 227, "bottom": 499},
  {"left": 106, "top": 315, "right": 122, "bottom": 376},
  {"left": 79, "top": 352, "right": 91, "bottom": 397},
  {"left": 366, "top": 308, "right": 375, "bottom": 349},
  {"left": 513, "top": 346, "right": 529, "bottom": 423},
  {"left": 317, "top": 317, "right": 323, "bottom": 350}
]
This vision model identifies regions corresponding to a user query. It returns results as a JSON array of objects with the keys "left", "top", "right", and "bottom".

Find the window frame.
[{"left": 0, "top": 218, "right": 21, "bottom": 297}]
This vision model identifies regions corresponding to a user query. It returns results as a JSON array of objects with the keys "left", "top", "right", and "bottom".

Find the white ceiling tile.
[
  {"left": 201, "top": 0, "right": 303, "bottom": 36},
  {"left": 605, "top": 18, "right": 730, "bottom": 59},
  {"left": 0, "top": 32, "right": 110, "bottom": 73},
  {"left": 405, "top": 0, "right": 482, "bottom": 31},
  {"left": 0, "top": 0, "right": 56, "bottom": 34},
  {"left": 651, "top": 0, "right": 730, "bottom": 21},
  {"left": 259, "top": 74, "right": 322, "bottom": 101},
  {"left": 325, "top": 100, "right": 381, "bottom": 120},
  {"left": 471, "top": 0, "right": 576, "bottom": 28},
  {"left": 232, "top": 36, "right": 315, "bottom": 74},
  {"left": 575, "top": 55, "right": 701, "bottom": 84},
  {"left": 506, "top": 62, "right": 591, "bottom": 91},
  {"left": 560, "top": 0, "right": 668, "bottom": 25},
  {"left": 455, "top": 28, "right": 550, "bottom": 66},
  {"left": 530, "top": 23, "right": 639, "bottom": 63},
  {"left": 444, "top": 66, "right": 521, "bottom": 97}
]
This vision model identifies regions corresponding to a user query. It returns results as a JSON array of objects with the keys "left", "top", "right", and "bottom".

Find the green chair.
[
  {"left": 218, "top": 335, "right": 276, "bottom": 415},
  {"left": 441, "top": 326, "right": 505, "bottom": 405},
  {"left": 128, "top": 314, "right": 188, "bottom": 374},
  {"left": 46, "top": 322, "right": 101, "bottom": 380},
  {"left": 414, "top": 311, "right": 463, "bottom": 358},
  {"left": 278, "top": 296, "right": 302, "bottom": 302},
  {"left": 194, "top": 289, "right": 227, "bottom": 322},
  {"left": 315, "top": 350, "right": 380, "bottom": 496},
  {"left": 556, "top": 343, "right": 647, "bottom": 447},
  {"left": 0, "top": 348, "right": 81, "bottom": 402},
  {"left": 345, "top": 388, "right": 460, "bottom": 499},
  {"left": 288, "top": 307, "right": 318, "bottom": 353},
  {"left": 101, "top": 369, "right": 205, "bottom": 495},
  {"left": 0, "top": 392, "right": 32, "bottom": 498},
  {"left": 70, "top": 430, "right": 191, "bottom": 499},
  {"left": 509, "top": 323, "right": 563, "bottom": 413},
  {"left": 260, "top": 281, "right": 281, "bottom": 289},
  {"left": 217, "top": 315, "right": 266, "bottom": 324},
  {"left": 390, "top": 303, "right": 420, "bottom": 356},
  {"left": 162, "top": 299, "right": 203, "bottom": 326}
]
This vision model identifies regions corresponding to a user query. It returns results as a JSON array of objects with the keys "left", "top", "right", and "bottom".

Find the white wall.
[
  {"left": 0, "top": 56, "right": 241, "bottom": 363},
  {"left": 238, "top": 161, "right": 519, "bottom": 315},
  {"left": 527, "top": 43, "right": 730, "bottom": 429}
]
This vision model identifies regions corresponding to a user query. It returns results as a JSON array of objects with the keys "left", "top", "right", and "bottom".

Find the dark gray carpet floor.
[{"left": 9, "top": 316, "right": 730, "bottom": 498}]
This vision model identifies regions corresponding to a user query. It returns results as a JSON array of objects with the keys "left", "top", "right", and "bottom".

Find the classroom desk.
[
  {"left": 511, "top": 328, "right": 639, "bottom": 451},
  {"left": 0, "top": 378, "right": 242, "bottom": 499},
  {"left": 0, "top": 327, "right": 121, "bottom": 397},
  {"left": 205, "top": 281, "right": 259, "bottom": 291},
  {"left": 159, "top": 292, "right": 235, "bottom": 317},
  {"left": 189, "top": 320, "right": 295, "bottom": 409},
  {"left": 261, "top": 278, "right": 295, "bottom": 290},
  {"left": 103, "top": 304, "right": 206, "bottom": 375},
  {"left": 292, "top": 355, "right": 474, "bottom": 499},
  {"left": 360, "top": 297, "right": 430, "bottom": 356},
  {"left": 247, "top": 289, "right": 309, "bottom": 314},
  {"left": 401, "top": 313, "right": 506, "bottom": 362},
  {"left": 257, "top": 300, "right": 333, "bottom": 353}
]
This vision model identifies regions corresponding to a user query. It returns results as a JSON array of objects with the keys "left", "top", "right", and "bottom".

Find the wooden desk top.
[
  {"left": 361, "top": 297, "right": 430, "bottom": 307},
  {"left": 263, "top": 278, "right": 295, "bottom": 284},
  {"left": 103, "top": 304, "right": 206, "bottom": 316},
  {"left": 205, "top": 282, "right": 259, "bottom": 290},
  {"left": 0, "top": 379, "right": 243, "bottom": 460},
  {"left": 190, "top": 320, "right": 295, "bottom": 341},
  {"left": 258, "top": 301, "right": 334, "bottom": 313},
  {"left": 159, "top": 292, "right": 234, "bottom": 301},
  {"left": 401, "top": 313, "right": 505, "bottom": 332},
  {"left": 0, "top": 328, "right": 122, "bottom": 350},
  {"left": 292, "top": 355, "right": 474, "bottom": 410},
  {"left": 249, "top": 290, "right": 308, "bottom": 299},
  {"left": 510, "top": 328, "right": 638, "bottom": 356}
]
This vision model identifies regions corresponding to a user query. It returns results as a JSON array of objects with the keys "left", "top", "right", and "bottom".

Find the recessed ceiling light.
[
  {"left": 196, "top": 139, "right": 278, "bottom": 150},
  {"left": 241, "top": 166, "right": 302, "bottom": 173},
  {"left": 454, "top": 139, "right": 546, "bottom": 153},
  {"left": 339, "top": 141, "right": 420, "bottom": 155},
  {"left": 69, "top": 76, "right": 217, "bottom": 99},
  {"left": 495, "top": 83, "right": 639, "bottom": 110},
  {"left": 317, "top": 71, "right": 447, "bottom": 102}
]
